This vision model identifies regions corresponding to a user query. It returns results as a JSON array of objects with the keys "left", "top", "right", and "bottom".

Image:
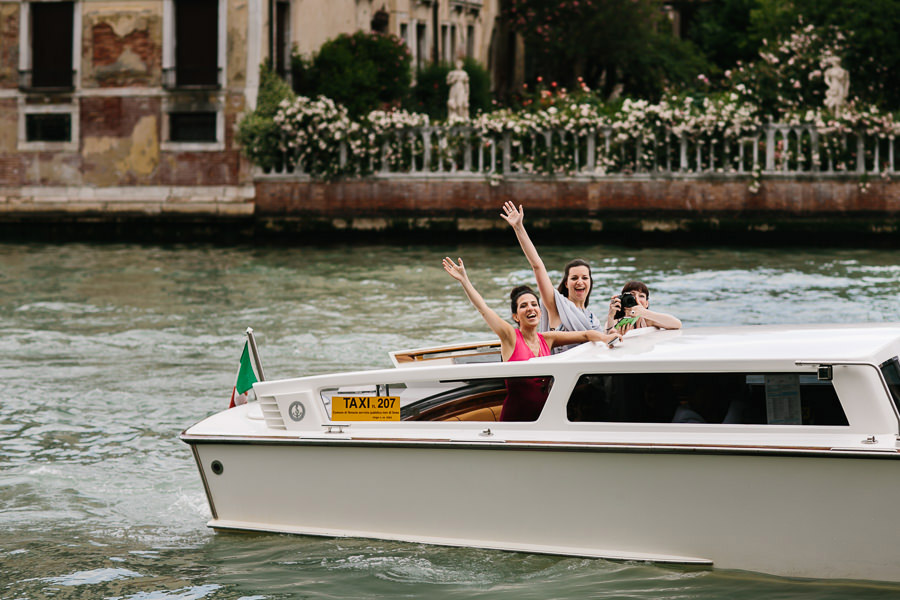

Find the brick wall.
[{"left": 255, "top": 178, "right": 900, "bottom": 217}]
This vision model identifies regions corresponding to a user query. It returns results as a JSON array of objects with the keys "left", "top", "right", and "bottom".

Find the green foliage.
[
  {"left": 505, "top": 0, "right": 712, "bottom": 101},
  {"left": 405, "top": 59, "right": 493, "bottom": 120},
  {"left": 406, "top": 62, "right": 450, "bottom": 120},
  {"left": 683, "top": 0, "right": 758, "bottom": 72},
  {"left": 464, "top": 58, "right": 493, "bottom": 116},
  {"left": 235, "top": 65, "right": 295, "bottom": 171},
  {"left": 294, "top": 31, "right": 412, "bottom": 117},
  {"left": 724, "top": 19, "right": 844, "bottom": 117},
  {"left": 773, "top": 0, "right": 900, "bottom": 109},
  {"left": 685, "top": 0, "right": 900, "bottom": 110},
  {"left": 254, "top": 64, "right": 295, "bottom": 118}
]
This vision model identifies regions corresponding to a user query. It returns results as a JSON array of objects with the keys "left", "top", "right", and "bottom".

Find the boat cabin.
[{"left": 241, "top": 325, "right": 900, "bottom": 449}]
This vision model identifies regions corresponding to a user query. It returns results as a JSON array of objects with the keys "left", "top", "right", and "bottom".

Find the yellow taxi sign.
[{"left": 331, "top": 396, "right": 400, "bottom": 421}]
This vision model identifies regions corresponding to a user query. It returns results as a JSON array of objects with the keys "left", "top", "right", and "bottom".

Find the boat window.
[
  {"left": 567, "top": 372, "right": 847, "bottom": 426},
  {"left": 320, "top": 376, "right": 554, "bottom": 422},
  {"left": 403, "top": 376, "right": 553, "bottom": 422},
  {"left": 879, "top": 357, "right": 900, "bottom": 418}
]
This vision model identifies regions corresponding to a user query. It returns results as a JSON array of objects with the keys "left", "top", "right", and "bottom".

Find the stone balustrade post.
[
  {"left": 857, "top": 134, "right": 865, "bottom": 174},
  {"left": 422, "top": 128, "right": 432, "bottom": 172},
  {"left": 586, "top": 132, "right": 596, "bottom": 173},
  {"left": 765, "top": 125, "right": 776, "bottom": 172},
  {"left": 502, "top": 132, "right": 511, "bottom": 173}
]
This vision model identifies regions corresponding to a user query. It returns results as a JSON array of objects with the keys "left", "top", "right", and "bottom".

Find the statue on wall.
[
  {"left": 823, "top": 56, "right": 849, "bottom": 117},
  {"left": 447, "top": 60, "right": 470, "bottom": 120}
]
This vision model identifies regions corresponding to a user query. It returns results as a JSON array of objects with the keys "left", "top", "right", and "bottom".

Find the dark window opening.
[
  {"left": 449, "top": 24, "right": 457, "bottom": 61},
  {"left": 26, "top": 113, "right": 71, "bottom": 142},
  {"left": 415, "top": 23, "right": 427, "bottom": 71},
  {"left": 274, "top": 1, "right": 290, "bottom": 79},
  {"left": 371, "top": 9, "right": 389, "bottom": 33},
  {"left": 169, "top": 112, "right": 217, "bottom": 142},
  {"left": 30, "top": 2, "right": 74, "bottom": 89},
  {"left": 466, "top": 25, "right": 474, "bottom": 58},
  {"left": 567, "top": 372, "right": 848, "bottom": 426},
  {"left": 174, "top": 0, "right": 219, "bottom": 87},
  {"left": 879, "top": 357, "right": 900, "bottom": 417}
]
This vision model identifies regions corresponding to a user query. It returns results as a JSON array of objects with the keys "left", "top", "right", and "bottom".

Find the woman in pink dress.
[{"left": 443, "top": 257, "right": 621, "bottom": 420}]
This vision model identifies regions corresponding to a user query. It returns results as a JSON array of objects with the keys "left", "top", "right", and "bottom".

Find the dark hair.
[
  {"left": 510, "top": 285, "right": 539, "bottom": 317},
  {"left": 556, "top": 259, "right": 594, "bottom": 306},
  {"left": 621, "top": 280, "right": 650, "bottom": 300}
]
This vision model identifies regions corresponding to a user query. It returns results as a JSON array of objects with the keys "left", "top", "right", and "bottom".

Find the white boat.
[{"left": 182, "top": 324, "right": 900, "bottom": 583}]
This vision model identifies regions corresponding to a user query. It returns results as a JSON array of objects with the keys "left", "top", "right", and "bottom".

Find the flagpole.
[{"left": 246, "top": 327, "right": 266, "bottom": 382}]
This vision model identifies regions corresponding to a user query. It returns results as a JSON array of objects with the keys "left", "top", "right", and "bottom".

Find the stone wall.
[
  {"left": 3, "top": 176, "right": 899, "bottom": 243},
  {"left": 251, "top": 176, "right": 900, "bottom": 242}
]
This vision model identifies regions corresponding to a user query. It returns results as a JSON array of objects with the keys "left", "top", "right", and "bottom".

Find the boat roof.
[{"left": 542, "top": 323, "right": 900, "bottom": 365}]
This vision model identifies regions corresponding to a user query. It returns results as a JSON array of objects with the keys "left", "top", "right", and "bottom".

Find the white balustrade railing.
[{"left": 260, "top": 124, "right": 898, "bottom": 179}]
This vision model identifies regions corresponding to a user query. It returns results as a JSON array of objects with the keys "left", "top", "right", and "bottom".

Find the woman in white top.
[{"left": 501, "top": 202, "right": 602, "bottom": 351}]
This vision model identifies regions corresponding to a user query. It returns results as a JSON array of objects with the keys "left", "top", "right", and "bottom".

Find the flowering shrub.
[
  {"left": 274, "top": 96, "right": 363, "bottom": 178},
  {"left": 726, "top": 18, "right": 847, "bottom": 118},
  {"left": 236, "top": 65, "right": 295, "bottom": 173},
  {"left": 780, "top": 103, "right": 900, "bottom": 173},
  {"left": 296, "top": 32, "right": 411, "bottom": 117},
  {"left": 363, "top": 109, "right": 430, "bottom": 172},
  {"left": 243, "top": 84, "right": 897, "bottom": 180}
]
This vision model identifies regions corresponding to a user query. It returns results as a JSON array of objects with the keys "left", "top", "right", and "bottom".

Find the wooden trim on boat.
[{"left": 393, "top": 342, "right": 501, "bottom": 363}]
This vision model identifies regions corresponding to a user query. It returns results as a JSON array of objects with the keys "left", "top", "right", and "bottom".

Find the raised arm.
[
  {"left": 638, "top": 308, "right": 682, "bottom": 330},
  {"left": 500, "top": 202, "right": 560, "bottom": 329},
  {"left": 443, "top": 257, "right": 517, "bottom": 349},
  {"left": 616, "top": 303, "right": 682, "bottom": 330},
  {"left": 544, "top": 328, "right": 621, "bottom": 350}
]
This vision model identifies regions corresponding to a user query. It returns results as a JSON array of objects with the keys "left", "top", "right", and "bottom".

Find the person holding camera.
[
  {"left": 501, "top": 202, "right": 603, "bottom": 353},
  {"left": 606, "top": 281, "right": 682, "bottom": 334},
  {"left": 442, "top": 257, "right": 621, "bottom": 421}
]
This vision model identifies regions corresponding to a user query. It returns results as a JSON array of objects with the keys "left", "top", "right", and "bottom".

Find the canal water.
[{"left": 2, "top": 242, "right": 900, "bottom": 599}]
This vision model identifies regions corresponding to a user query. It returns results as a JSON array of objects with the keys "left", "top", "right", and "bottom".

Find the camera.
[{"left": 614, "top": 293, "right": 639, "bottom": 320}]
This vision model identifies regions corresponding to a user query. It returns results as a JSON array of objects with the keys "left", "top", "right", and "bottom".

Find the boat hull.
[{"left": 187, "top": 439, "right": 900, "bottom": 582}]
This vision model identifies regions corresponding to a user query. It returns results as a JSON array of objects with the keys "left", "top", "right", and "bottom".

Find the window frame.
[
  {"left": 18, "top": 0, "right": 81, "bottom": 93},
  {"left": 162, "top": 0, "right": 227, "bottom": 90},
  {"left": 160, "top": 97, "right": 224, "bottom": 151},
  {"left": 18, "top": 100, "right": 79, "bottom": 151},
  {"left": 564, "top": 369, "right": 851, "bottom": 429}
]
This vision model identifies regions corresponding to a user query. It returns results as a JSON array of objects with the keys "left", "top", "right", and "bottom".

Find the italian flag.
[{"left": 228, "top": 341, "right": 259, "bottom": 408}]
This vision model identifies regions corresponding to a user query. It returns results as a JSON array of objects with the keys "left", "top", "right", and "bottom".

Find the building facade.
[
  {"left": 0, "top": 0, "right": 266, "bottom": 215},
  {"left": 280, "top": 0, "right": 497, "bottom": 77},
  {"left": 0, "top": 0, "right": 506, "bottom": 220}
]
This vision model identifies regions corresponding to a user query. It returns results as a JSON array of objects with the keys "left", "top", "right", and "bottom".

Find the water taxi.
[{"left": 181, "top": 324, "right": 900, "bottom": 582}]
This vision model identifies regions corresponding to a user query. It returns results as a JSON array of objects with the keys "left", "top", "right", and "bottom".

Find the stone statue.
[
  {"left": 823, "top": 56, "right": 849, "bottom": 116},
  {"left": 446, "top": 60, "right": 469, "bottom": 120}
]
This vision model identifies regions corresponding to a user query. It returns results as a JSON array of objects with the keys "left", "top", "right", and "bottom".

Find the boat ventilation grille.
[{"left": 258, "top": 395, "right": 287, "bottom": 430}]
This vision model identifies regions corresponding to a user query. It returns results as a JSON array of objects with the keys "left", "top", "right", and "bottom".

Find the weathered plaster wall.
[
  {"left": 82, "top": 2, "right": 161, "bottom": 88},
  {"left": 291, "top": 0, "right": 358, "bottom": 56},
  {"left": 81, "top": 96, "right": 161, "bottom": 184},
  {"left": 0, "top": 99, "right": 22, "bottom": 185},
  {"left": 227, "top": 0, "right": 248, "bottom": 87},
  {"left": 0, "top": 3, "right": 18, "bottom": 89}
]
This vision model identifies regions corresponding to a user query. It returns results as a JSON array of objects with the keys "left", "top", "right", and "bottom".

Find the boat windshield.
[
  {"left": 879, "top": 357, "right": 900, "bottom": 419},
  {"left": 567, "top": 372, "right": 847, "bottom": 426},
  {"left": 320, "top": 376, "right": 555, "bottom": 422}
]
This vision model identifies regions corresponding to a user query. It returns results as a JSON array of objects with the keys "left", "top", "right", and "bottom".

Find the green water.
[{"left": 2, "top": 242, "right": 900, "bottom": 599}]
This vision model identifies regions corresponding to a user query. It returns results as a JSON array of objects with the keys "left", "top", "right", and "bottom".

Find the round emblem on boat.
[{"left": 288, "top": 401, "right": 306, "bottom": 422}]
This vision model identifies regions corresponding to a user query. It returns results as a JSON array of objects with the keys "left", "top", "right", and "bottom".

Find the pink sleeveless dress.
[{"left": 500, "top": 330, "right": 552, "bottom": 421}]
